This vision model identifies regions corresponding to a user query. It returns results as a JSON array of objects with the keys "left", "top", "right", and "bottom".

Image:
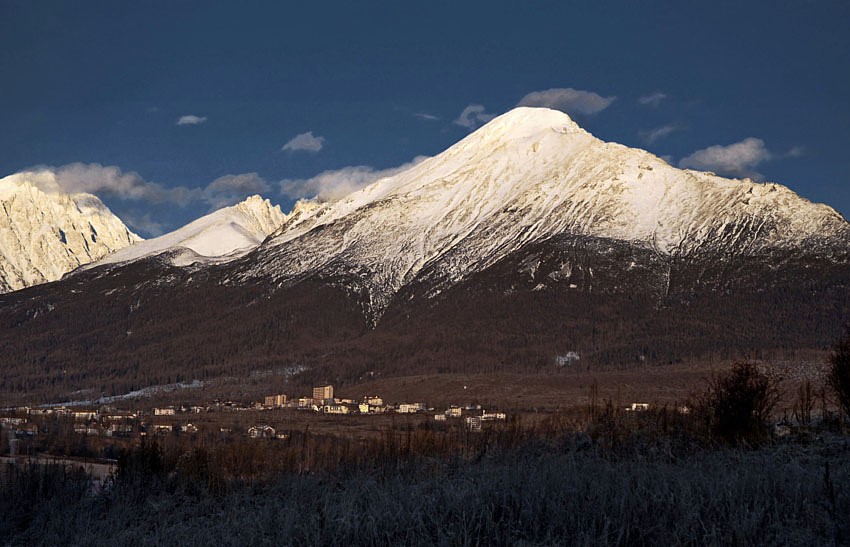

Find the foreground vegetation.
[
  {"left": 5, "top": 348, "right": 850, "bottom": 546},
  {"left": 2, "top": 429, "right": 849, "bottom": 546}
]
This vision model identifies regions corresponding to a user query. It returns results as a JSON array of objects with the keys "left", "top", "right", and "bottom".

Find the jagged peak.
[
  {"left": 229, "top": 195, "right": 285, "bottom": 226},
  {"left": 0, "top": 169, "right": 142, "bottom": 293},
  {"left": 235, "top": 193, "right": 275, "bottom": 210}
]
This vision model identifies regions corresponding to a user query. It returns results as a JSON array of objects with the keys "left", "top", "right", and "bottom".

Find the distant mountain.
[
  {"left": 1, "top": 107, "right": 848, "bottom": 402},
  {"left": 82, "top": 195, "right": 285, "bottom": 270},
  {"left": 0, "top": 170, "right": 140, "bottom": 293}
]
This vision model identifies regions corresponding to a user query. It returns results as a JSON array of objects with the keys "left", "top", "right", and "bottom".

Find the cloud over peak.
[
  {"left": 454, "top": 104, "right": 496, "bottom": 131},
  {"left": 21, "top": 163, "right": 273, "bottom": 211},
  {"left": 280, "top": 156, "right": 428, "bottom": 202},
  {"left": 176, "top": 115, "right": 207, "bottom": 126},
  {"left": 15, "top": 163, "right": 279, "bottom": 237},
  {"left": 28, "top": 163, "right": 196, "bottom": 206},
  {"left": 679, "top": 138, "right": 772, "bottom": 179},
  {"left": 517, "top": 88, "right": 615, "bottom": 116},
  {"left": 282, "top": 131, "right": 325, "bottom": 153}
]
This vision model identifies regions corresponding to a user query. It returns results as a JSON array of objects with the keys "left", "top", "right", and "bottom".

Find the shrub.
[
  {"left": 700, "top": 361, "right": 778, "bottom": 445},
  {"left": 827, "top": 327, "right": 850, "bottom": 424}
]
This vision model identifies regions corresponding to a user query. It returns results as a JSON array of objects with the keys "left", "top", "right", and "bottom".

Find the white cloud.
[
  {"left": 453, "top": 104, "right": 496, "bottom": 131},
  {"left": 176, "top": 115, "right": 207, "bottom": 126},
  {"left": 203, "top": 172, "right": 270, "bottom": 209},
  {"left": 22, "top": 163, "right": 275, "bottom": 212},
  {"left": 27, "top": 163, "right": 199, "bottom": 205},
  {"left": 414, "top": 112, "right": 439, "bottom": 121},
  {"left": 517, "top": 88, "right": 615, "bottom": 116},
  {"left": 280, "top": 156, "right": 429, "bottom": 202},
  {"left": 679, "top": 138, "right": 772, "bottom": 179},
  {"left": 17, "top": 163, "right": 281, "bottom": 236},
  {"left": 282, "top": 131, "right": 325, "bottom": 153},
  {"left": 639, "top": 124, "right": 681, "bottom": 144},
  {"left": 638, "top": 92, "right": 667, "bottom": 108}
]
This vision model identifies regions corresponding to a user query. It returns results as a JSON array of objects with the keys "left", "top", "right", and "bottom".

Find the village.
[{"left": 0, "top": 383, "right": 521, "bottom": 455}]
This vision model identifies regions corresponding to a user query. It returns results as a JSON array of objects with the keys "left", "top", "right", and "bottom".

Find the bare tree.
[
  {"left": 794, "top": 380, "right": 815, "bottom": 426},
  {"left": 827, "top": 327, "right": 850, "bottom": 424}
]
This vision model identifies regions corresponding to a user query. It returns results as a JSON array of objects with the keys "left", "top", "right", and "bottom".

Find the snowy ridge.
[
  {"left": 244, "top": 107, "right": 849, "bottom": 312},
  {"left": 85, "top": 195, "right": 285, "bottom": 269},
  {"left": 0, "top": 171, "right": 141, "bottom": 293}
]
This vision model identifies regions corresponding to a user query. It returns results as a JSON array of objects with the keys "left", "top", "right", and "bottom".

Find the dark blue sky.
[{"left": 2, "top": 0, "right": 848, "bottom": 235}]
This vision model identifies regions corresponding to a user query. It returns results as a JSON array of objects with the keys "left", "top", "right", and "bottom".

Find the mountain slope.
[
  {"left": 0, "top": 170, "right": 141, "bottom": 293},
  {"left": 84, "top": 195, "right": 285, "bottom": 269},
  {"left": 242, "top": 107, "right": 848, "bottom": 313}
]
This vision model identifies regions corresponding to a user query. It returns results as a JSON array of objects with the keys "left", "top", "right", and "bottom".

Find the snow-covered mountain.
[
  {"left": 84, "top": 195, "right": 285, "bottom": 269},
  {"left": 0, "top": 170, "right": 141, "bottom": 293},
  {"left": 244, "top": 107, "right": 849, "bottom": 312}
]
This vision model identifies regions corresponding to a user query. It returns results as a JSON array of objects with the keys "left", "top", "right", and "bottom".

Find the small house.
[
  {"left": 445, "top": 407, "right": 463, "bottom": 418},
  {"left": 626, "top": 403, "right": 650, "bottom": 412},
  {"left": 323, "top": 404, "right": 350, "bottom": 415}
]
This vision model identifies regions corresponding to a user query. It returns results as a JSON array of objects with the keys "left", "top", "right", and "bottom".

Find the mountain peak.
[
  {"left": 231, "top": 195, "right": 284, "bottom": 224},
  {"left": 0, "top": 171, "right": 141, "bottom": 293},
  {"left": 479, "top": 106, "right": 583, "bottom": 134}
]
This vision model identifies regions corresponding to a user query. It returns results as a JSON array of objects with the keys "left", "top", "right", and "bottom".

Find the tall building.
[
  {"left": 264, "top": 394, "right": 287, "bottom": 407},
  {"left": 312, "top": 385, "right": 333, "bottom": 403}
]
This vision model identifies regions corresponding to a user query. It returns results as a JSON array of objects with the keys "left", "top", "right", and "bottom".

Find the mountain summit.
[
  {"left": 0, "top": 170, "right": 140, "bottom": 293},
  {"left": 243, "top": 107, "right": 848, "bottom": 312}
]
